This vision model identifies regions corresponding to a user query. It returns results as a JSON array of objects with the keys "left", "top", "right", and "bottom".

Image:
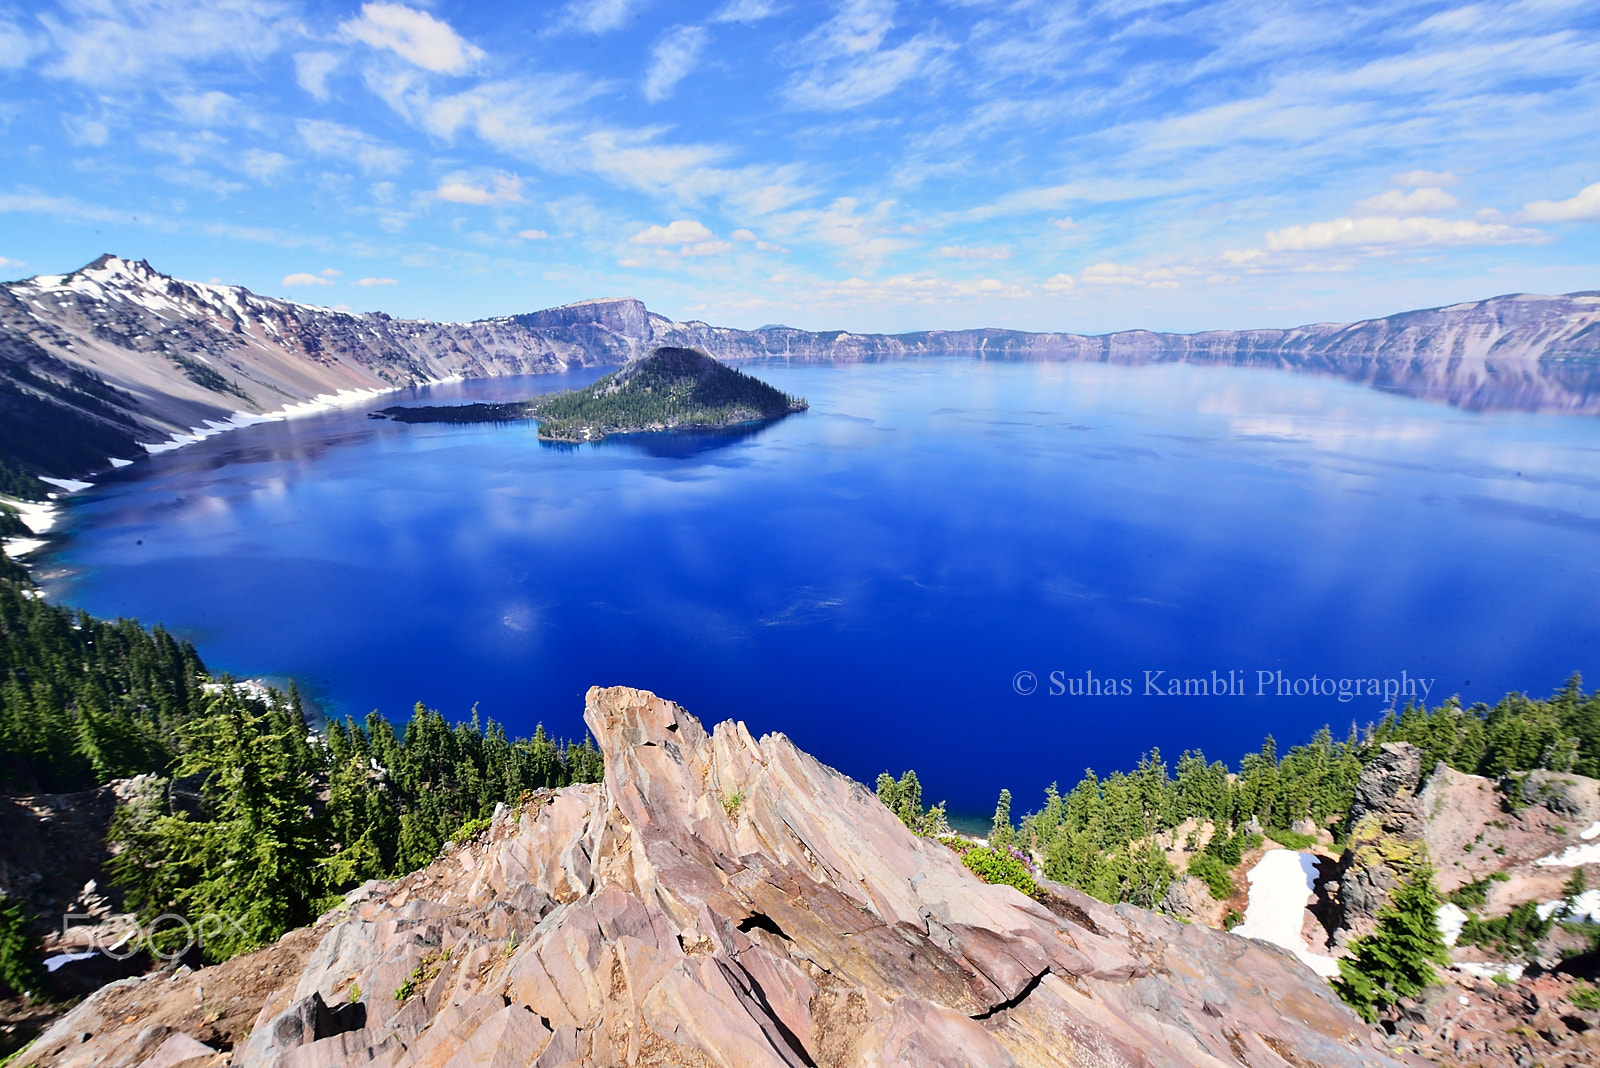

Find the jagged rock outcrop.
[
  {"left": 1330, "top": 743, "right": 1428, "bottom": 945},
  {"left": 4, "top": 256, "right": 1598, "bottom": 485},
  {"left": 24, "top": 686, "right": 1404, "bottom": 1068}
]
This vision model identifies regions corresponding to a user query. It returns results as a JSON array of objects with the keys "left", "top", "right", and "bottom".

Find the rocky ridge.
[
  {"left": 3, "top": 256, "right": 1598, "bottom": 489},
  {"left": 21, "top": 686, "right": 1404, "bottom": 1068}
]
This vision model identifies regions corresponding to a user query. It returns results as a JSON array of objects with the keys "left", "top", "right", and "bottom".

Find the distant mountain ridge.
[{"left": 3, "top": 254, "right": 1598, "bottom": 486}]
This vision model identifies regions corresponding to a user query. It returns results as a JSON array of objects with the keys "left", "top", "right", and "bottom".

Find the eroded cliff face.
[{"left": 26, "top": 686, "right": 1401, "bottom": 1068}]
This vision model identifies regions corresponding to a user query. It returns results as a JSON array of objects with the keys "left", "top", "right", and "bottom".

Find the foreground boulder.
[{"left": 26, "top": 687, "right": 1404, "bottom": 1068}]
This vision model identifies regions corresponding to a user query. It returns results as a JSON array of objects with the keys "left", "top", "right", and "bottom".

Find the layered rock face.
[{"left": 27, "top": 686, "right": 1401, "bottom": 1068}]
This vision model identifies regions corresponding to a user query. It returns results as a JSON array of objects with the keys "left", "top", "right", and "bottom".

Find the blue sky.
[{"left": 1, "top": 0, "right": 1597, "bottom": 333}]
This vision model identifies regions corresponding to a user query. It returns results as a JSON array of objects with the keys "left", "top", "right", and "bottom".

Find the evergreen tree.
[
  {"left": 1333, "top": 863, "right": 1450, "bottom": 1023},
  {"left": 990, "top": 788, "right": 1014, "bottom": 847},
  {"left": 0, "top": 895, "right": 44, "bottom": 999},
  {"left": 108, "top": 684, "right": 326, "bottom": 960}
]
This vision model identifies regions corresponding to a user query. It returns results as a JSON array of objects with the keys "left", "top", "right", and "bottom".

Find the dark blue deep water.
[{"left": 37, "top": 360, "right": 1600, "bottom": 816}]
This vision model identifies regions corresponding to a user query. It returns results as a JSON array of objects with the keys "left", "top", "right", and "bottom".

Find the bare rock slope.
[{"left": 29, "top": 686, "right": 1401, "bottom": 1068}]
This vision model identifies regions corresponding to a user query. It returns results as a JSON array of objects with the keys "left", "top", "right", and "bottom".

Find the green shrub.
[
  {"left": 961, "top": 847, "right": 1039, "bottom": 897},
  {"left": 1186, "top": 853, "right": 1236, "bottom": 900},
  {"left": 1458, "top": 900, "right": 1552, "bottom": 956},
  {"left": 1570, "top": 981, "right": 1600, "bottom": 1012},
  {"left": 1267, "top": 827, "right": 1317, "bottom": 850},
  {"left": 448, "top": 816, "right": 493, "bottom": 845}
]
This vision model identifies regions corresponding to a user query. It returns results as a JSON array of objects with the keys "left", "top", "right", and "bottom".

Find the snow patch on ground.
[
  {"left": 1535, "top": 842, "right": 1600, "bottom": 867},
  {"left": 3, "top": 496, "right": 60, "bottom": 534},
  {"left": 1232, "top": 848, "right": 1341, "bottom": 978},
  {"left": 1436, "top": 902, "right": 1467, "bottom": 946},
  {"left": 139, "top": 385, "right": 405, "bottom": 455},
  {"left": 1456, "top": 961, "right": 1525, "bottom": 981},
  {"left": 4, "top": 537, "right": 47, "bottom": 559},
  {"left": 1537, "top": 888, "right": 1600, "bottom": 923},
  {"left": 1582, "top": 822, "right": 1600, "bottom": 840},
  {"left": 39, "top": 476, "right": 93, "bottom": 492},
  {"left": 1, "top": 494, "right": 60, "bottom": 559}
]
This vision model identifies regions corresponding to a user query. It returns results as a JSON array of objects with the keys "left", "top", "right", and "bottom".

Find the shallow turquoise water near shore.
[{"left": 39, "top": 359, "right": 1600, "bottom": 813}]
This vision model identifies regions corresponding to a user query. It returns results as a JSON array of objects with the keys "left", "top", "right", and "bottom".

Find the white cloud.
[
  {"left": 1042, "top": 273, "right": 1075, "bottom": 292},
  {"left": 1262, "top": 214, "right": 1541, "bottom": 251},
  {"left": 294, "top": 52, "right": 342, "bottom": 101},
  {"left": 0, "top": 256, "right": 25, "bottom": 270},
  {"left": 1520, "top": 182, "right": 1600, "bottom": 223},
  {"left": 320, "top": 268, "right": 341, "bottom": 277},
  {"left": 1080, "top": 263, "right": 1196, "bottom": 288},
  {"left": 354, "top": 277, "right": 397, "bottom": 286},
  {"left": 171, "top": 91, "right": 235, "bottom": 125},
  {"left": 517, "top": 228, "right": 549, "bottom": 239},
  {"left": 939, "top": 245, "right": 1011, "bottom": 260},
  {"left": 629, "top": 219, "right": 716, "bottom": 244},
  {"left": 770, "top": 196, "right": 909, "bottom": 269},
  {"left": 783, "top": 0, "right": 953, "bottom": 111},
  {"left": 1049, "top": 217, "right": 1079, "bottom": 231},
  {"left": 785, "top": 32, "right": 953, "bottom": 111},
  {"left": 40, "top": 0, "right": 293, "bottom": 87},
  {"left": 643, "top": 25, "right": 707, "bottom": 103},
  {"left": 282, "top": 272, "right": 334, "bottom": 286},
  {"left": 435, "top": 174, "right": 524, "bottom": 204},
  {"left": 559, "top": 0, "right": 646, "bottom": 34},
  {"left": 731, "top": 227, "right": 788, "bottom": 252},
  {"left": 0, "top": 21, "right": 44, "bottom": 69},
  {"left": 241, "top": 149, "right": 290, "bottom": 181},
  {"left": 341, "top": 3, "right": 483, "bottom": 75},
  {"left": 711, "top": 0, "right": 781, "bottom": 23},
  {"left": 1390, "top": 170, "right": 1461, "bottom": 187},
  {"left": 1351, "top": 187, "right": 1460, "bottom": 215},
  {"left": 62, "top": 115, "right": 109, "bottom": 146},
  {"left": 297, "top": 119, "right": 409, "bottom": 176}
]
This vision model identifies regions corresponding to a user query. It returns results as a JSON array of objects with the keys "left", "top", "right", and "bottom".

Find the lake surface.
[{"left": 38, "top": 359, "right": 1600, "bottom": 816}]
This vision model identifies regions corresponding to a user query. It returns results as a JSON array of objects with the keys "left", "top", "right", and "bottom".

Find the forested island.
[{"left": 373, "top": 346, "right": 807, "bottom": 442}]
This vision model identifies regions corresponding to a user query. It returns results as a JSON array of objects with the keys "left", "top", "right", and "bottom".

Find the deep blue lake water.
[{"left": 37, "top": 359, "right": 1600, "bottom": 817}]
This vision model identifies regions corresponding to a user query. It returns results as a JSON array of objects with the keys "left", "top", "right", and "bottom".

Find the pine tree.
[
  {"left": 1333, "top": 863, "right": 1450, "bottom": 1023},
  {"left": 0, "top": 895, "right": 44, "bottom": 999},
  {"left": 990, "top": 789, "right": 1014, "bottom": 847}
]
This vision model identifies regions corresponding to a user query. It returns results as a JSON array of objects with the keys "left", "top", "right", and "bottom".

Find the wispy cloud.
[
  {"left": 1352, "top": 187, "right": 1460, "bottom": 215},
  {"left": 939, "top": 245, "right": 1010, "bottom": 260},
  {"left": 558, "top": 0, "right": 647, "bottom": 35},
  {"left": 783, "top": 0, "right": 955, "bottom": 111},
  {"left": 294, "top": 52, "right": 342, "bottom": 101},
  {"left": 354, "top": 277, "right": 397, "bottom": 286},
  {"left": 282, "top": 272, "right": 334, "bottom": 286},
  {"left": 37, "top": 0, "right": 294, "bottom": 87},
  {"left": 643, "top": 26, "right": 708, "bottom": 103},
  {"left": 1260, "top": 215, "right": 1542, "bottom": 252},
  {"left": 297, "top": 119, "right": 409, "bottom": 176},
  {"left": 433, "top": 173, "right": 524, "bottom": 205},
  {"left": 341, "top": 3, "right": 483, "bottom": 75},
  {"left": 711, "top": 0, "right": 782, "bottom": 23}
]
